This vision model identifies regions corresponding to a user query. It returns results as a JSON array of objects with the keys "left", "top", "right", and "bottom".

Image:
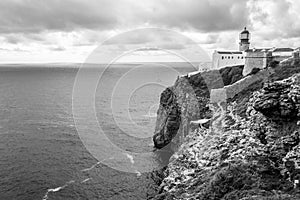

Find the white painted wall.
[
  {"left": 212, "top": 51, "right": 246, "bottom": 69},
  {"left": 272, "top": 51, "right": 293, "bottom": 57}
]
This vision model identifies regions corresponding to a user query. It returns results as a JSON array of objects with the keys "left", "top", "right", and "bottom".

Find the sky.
[{"left": 0, "top": 0, "right": 299, "bottom": 63}]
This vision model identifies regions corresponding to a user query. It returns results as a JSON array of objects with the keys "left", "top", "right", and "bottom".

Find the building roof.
[
  {"left": 294, "top": 47, "right": 300, "bottom": 52},
  {"left": 271, "top": 47, "right": 294, "bottom": 52},
  {"left": 245, "top": 48, "right": 271, "bottom": 53},
  {"left": 245, "top": 47, "right": 294, "bottom": 53},
  {"left": 216, "top": 51, "right": 243, "bottom": 55}
]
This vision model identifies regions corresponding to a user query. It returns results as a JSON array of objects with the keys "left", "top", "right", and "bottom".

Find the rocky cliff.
[
  {"left": 152, "top": 60, "right": 300, "bottom": 200},
  {"left": 153, "top": 65, "right": 244, "bottom": 149}
]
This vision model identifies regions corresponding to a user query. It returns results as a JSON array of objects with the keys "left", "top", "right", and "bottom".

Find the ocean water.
[{"left": 0, "top": 63, "right": 197, "bottom": 200}]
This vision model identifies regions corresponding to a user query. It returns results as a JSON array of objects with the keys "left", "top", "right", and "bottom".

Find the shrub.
[{"left": 268, "top": 60, "right": 280, "bottom": 68}]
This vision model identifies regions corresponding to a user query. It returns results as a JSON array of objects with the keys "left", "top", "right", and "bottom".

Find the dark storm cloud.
[
  {"left": 0, "top": 0, "right": 250, "bottom": 35},
  {"left": 0, "top": 0, "right": 119, "bottom": 34},
  {"left": 141, "top": 0, "right": 250, "bottom": 32}
]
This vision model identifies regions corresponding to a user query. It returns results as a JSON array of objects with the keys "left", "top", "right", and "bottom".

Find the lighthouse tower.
[{"left": 239, "top": 27, "right": 250, "bottom": 51}]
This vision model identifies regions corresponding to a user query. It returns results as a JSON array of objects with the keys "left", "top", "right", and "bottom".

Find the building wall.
[
  {"left": 239, "top": 42, "right": 250, "bottom": 51},
  {"left": 212, "top": 51, "right": 245, "bottom": 69},
  {"left": 293, "top": 50, "right": 300, "bottom": 59},
  {"left": 212, "top": 46, "right": 296, "bottom": 76},
  {"left": 272, "top": 51, "right": 293, "bottom": 62},
  {"left": 273, "top": 56, "right": 292, "bottom": 62},
  {"left": 272, "top": 51, "right": 293, "bottom": 57},
  {"left": 243, "top": 51, "right": 272, "bottom": 76}
]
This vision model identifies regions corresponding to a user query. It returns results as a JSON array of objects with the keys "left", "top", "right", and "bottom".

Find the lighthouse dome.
[
  {"left": 241, "top": 27, "right": 249, "bottom": 34},
  {"left": 240, "top": 27, "right": 250, "bottom": 41}
]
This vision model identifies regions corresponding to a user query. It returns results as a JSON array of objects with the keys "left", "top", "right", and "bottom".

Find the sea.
[{"left": 0, "top": 63, "right": 199, "bottom": 200}]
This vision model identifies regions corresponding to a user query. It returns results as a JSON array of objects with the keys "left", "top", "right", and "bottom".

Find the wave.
[
  {"left": 142, "top": 113, "right": 157, "bottom": 118},
  {"left": 42, "top": 180, "right": 75, "bottom": 200},
  {"left": 81, "top": 161, "right": 101, "bottom": 172}
]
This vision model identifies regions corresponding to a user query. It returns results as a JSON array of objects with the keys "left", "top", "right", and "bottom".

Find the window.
[
  {"left": 222, "top": 56, "right": 224, "bottom": 59},
  {"left": 232, "top": 56, "right": 234, "bottom": 59},
  {"left": 238, "top": 56, "right": 240, "bottom": 59}
]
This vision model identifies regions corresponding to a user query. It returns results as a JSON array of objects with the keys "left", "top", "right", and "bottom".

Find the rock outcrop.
[
  {"left": 253, "top": 75, "right": 300, "bottom": 121},
  {"left": 153, "top": 88, "right": 181, "bottom": 149},
  {"left": 152, "top": 60, "right": 300, "bottom": 200},
  {"left": 153, "top": 65, "right": 244, "bottom": 149}
]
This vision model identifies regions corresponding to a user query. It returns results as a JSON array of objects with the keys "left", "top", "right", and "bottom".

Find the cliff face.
[
  {"left": 153, "top": 65, "right": 244, "bottom": 149},
  {"left": 153, "top": 87, "right": 182, "bottom": 149},
  {"left": 152, "top": 60, "right": 300, "bottom": 200}
]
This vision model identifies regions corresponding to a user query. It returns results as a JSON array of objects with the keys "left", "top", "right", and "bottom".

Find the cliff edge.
[
  {"left": 153, "top": 65, "right": 244, "bottom": 149},
  {"left": 152, "top": 60, "right": 300, "bottom": 200}
]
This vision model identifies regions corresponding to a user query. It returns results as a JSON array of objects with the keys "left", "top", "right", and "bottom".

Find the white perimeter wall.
[{"left": 212, "top": 52, "right": 245, "bottom": 69}]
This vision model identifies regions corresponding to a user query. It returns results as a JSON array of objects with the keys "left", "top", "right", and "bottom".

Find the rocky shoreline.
[{"left": 152, "top": 59, "right": 300, "bottom": 199}]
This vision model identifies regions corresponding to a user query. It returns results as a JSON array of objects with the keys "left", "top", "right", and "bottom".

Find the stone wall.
[
  {"left": 243, "top": 51, "right": 272, "bottom": 76},
  {"left": 273, "top": 55, "right": 291, "bottom": 62}
]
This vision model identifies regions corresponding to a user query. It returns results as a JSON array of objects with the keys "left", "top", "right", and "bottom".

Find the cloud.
[
  {"left": 1, "top": 0, "right": 299, "bottom": 42},
  {"left": 160, "top": 43, "right": 186, "bottom": 50},
  {"left": 0, "top": 0, "right": 252, "bottom": 55},
  {"left": 100, "top": 28, "right": 194, "bottom": 54},
  {"left": 0, "top": 0, "right": 250, "bottom": 35},
  {"left": 135, "top": 47, "right": 160, "bottom": 51},
  {"left": 0, "top": 0, "right": 119, "bottom": 34},
  {"left": 0, "top": 47, "right": 10, "bottom": 51},
  {"left": 134, "top": 43, "right": 186, "bottom": 51},
  {"left": 4, "top": 34, "right": 22, "bottom": 44},
  {"left": 1, "top": 0, "right": 300, "bottom": 63},
  {"left": 0, "top": 47, "right": 28, "bottom": 52},
  {"left": 49, "top": 46, "right": 66, "bottom": 51},
  {"left": 248, "top": 0, "right": 300, "bottom": 40},
  {"left": 140, "top": 0, "right": 249, "bottom": 32}
]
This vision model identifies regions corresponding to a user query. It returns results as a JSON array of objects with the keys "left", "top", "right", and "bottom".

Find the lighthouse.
[{"left": 239, "top": 27, "right": 250, "bottom": 51}]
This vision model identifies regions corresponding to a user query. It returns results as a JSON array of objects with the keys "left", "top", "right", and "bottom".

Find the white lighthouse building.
[
  {"left": 212, "top": 27, "right": 250, "bottom": 69},
  {"left": 202, "top": 27, "right": 296, "bottom": 77}
]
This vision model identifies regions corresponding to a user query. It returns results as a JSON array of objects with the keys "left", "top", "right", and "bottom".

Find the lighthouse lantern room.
[{"left": 239, "top": 27, "right": 250, "bottom": 51}]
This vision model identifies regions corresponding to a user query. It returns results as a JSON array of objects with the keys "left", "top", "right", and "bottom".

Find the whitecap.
[
  {"left": 81, "top": 178, "right": 91, "bottom": 183},
  {"left": 81, "top": 161, "right": 101, "bottom": 172},
  {"left": 142, "top": 113, "right": 157, "bottom": 118},
  {"left": 124, "top": 153, "right": 135, "bottom": 164},
  {"left": 135, "top": 170, "right": 142, "bottom": 177},
  {"left": 42, "top": 180, "right": 75, "bottom": 200}
]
